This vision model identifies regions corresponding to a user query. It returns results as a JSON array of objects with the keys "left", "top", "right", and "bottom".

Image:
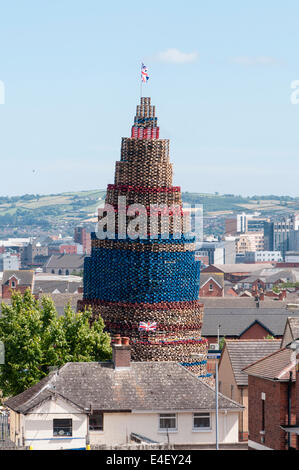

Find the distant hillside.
[{"left": 0, "top": 190, "right": 298, "bottom": 237}]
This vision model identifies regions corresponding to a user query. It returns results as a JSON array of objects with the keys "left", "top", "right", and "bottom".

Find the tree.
[
  {"left": 219, "top": 336, "right": 226, "bottom": 350},
  {"left": 0, "top": 290, "right": 111, "bottom": 396}
]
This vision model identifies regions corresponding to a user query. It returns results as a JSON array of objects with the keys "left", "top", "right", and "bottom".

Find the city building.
[
  {"left": 196, "top": 240, "right": 236, "bottom": 265},
  {"left": 264, "top": 214, "right": 299, "bottom": 254},
  {"left": 43, "top": 254, "right": 85, "bottom": 275},
  {"left": 22, "top": 242, "right": 49, "bottom": 267},
  {"left": 5, "top": 338, "right": 243, "bottom": 450},
  {"left": 285, "top": 252, "right": 299, "bottom": 263},
  {"left": 218, "top": 339, "right": 280, "bottom": 441},
  {"left": 241, "top": 251, "right": 283, "bottom": 264},
  {"left": 74, "top": 227, "right": 91, "bottom": 255},
  {"left": 0, "top": 252, "right": 20, "bottom": 271},
  {"left": 244, "top": 347, "right": 297, "bottom": 450},
  {"left": 225, "top": 213, "right": 269, "bottom": 235},
  {"left": 235, "top": 232, "right": 264, "bottom": 254}
]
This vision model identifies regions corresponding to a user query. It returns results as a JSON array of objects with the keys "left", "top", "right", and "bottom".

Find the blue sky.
[{"left": 0, "top": 0, "right": 298, "bottom": 196}]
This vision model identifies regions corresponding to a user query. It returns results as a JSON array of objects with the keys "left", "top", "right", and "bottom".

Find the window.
[
  {"left": 193, "top": 413, "right": 211, "bottom": 430},
  {"left": 159, "top": 414, "right": 177, "bottom": 431},
  {"left": 209, "top": 283, "right": 214, "bottom": 291},
  {"left": 11, "top": 281, "right": 16, "bottom": 288},
  {"left": 53, "top": 419, "right": 72, "bottom": 436},
  {"left": 89, "top": 411, "right": 103, "bottom": 431}
]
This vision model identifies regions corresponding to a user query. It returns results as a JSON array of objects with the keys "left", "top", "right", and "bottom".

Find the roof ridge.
[{"left": 226, "top": 339, "right": 280, "bottom": 343}]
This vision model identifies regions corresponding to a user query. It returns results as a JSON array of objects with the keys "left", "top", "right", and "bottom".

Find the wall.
[
  {"left": 240, "top": 322, "right": 271, "bottom": 340},
  {"left": 89, "top": 410, "right": 239, "bottom": 446},
  {"left": 23, "top": 397, "right": 87, "bottom": 450},
  {"left": 199, "top": 279, "right": 223, "bottom": 297},
  {"left": 2, "top": 284, "right": 31, "bottom": 299},
  {"left": 248, "top": 375, "right": 296, "bottom": 450},
  {"left": 218, "top": 347, "right": 248, "bottom": 439},
  {"left": 12, "top": 403, "right": 240, "bottom": 449}
]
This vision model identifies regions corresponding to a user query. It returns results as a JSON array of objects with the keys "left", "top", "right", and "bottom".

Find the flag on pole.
[
  {"left": 139, "top": 321, "right": 157, "bottom": 332},
  {"left": 141, "top": 63, "right": 149, "bottom": 83}
]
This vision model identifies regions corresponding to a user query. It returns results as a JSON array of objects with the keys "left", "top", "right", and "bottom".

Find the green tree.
[
  {"left": 0, "top": 291, "right": 111, "bottom": 396},
  {"left": 219, "top": 336, "right": 226, "bottom": 350}
]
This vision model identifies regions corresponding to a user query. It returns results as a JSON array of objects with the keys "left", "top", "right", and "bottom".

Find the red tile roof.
[{"left": 243, "top": 348, "right": 296, "bottom": 381}]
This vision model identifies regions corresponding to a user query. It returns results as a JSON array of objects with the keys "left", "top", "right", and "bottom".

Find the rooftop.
[
  {"left": 5, "top": 361, "right": 242, "bottom": 415},
  {"left": 222, "top": 339, "right": 281, "bottom": 386},
  {"left": 243, "top": 348, "right": 296, "bottom": 381},
  {"left": 202, "top": 306, "right": 298, "bottom": 337}
]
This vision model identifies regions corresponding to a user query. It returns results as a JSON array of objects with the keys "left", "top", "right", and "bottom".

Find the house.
[
  {"left": 1, "top": 270, "right": 34, "bottom": 299},
  {"left": 33, "top": 273, "right": 83, "bottom": 295},
  {"left": 201, "top": 298, "right": 296, "bottom": 346},
  {"left": 243, "top": 347, "right": 297, "bottom": 450},
  {"left": 213, "top": 264, "right": 274, "bottom": 283},
  {"left": 218, "top": 339, "right": 281, "bottom": 441},
  {"left": 199, "top": 266, "right": 224, "bottom": 297},
  {"left": 5, "top": 337, "right": 243, "bottom": 450},
  {"left": 238, "top": 268, "right": 299, "bottom": 292},
  {"left": 43, "top": 254, "right": 85, "bottom": 275}
]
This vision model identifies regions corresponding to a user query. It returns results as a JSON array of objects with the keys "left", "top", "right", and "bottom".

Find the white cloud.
[
  {"left": 154, "top": 48, "right": 199, "bottom": 64},
  {"left": 231, "top": 56, "right": 280, "bottom": 66}
]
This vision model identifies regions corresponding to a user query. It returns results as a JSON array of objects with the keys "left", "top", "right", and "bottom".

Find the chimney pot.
[
  {"left": 112, "top": 334, "right": 122, "bottom": 345},
  {"left": 121, "top": 337, "right": 130, "bottom": 346}
]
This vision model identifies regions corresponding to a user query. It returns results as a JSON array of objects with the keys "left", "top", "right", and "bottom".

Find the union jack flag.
[
  {"left": 141, "top": 63, "right": 149, "bottom": 83},
  {"left": 139, "top": 321, "right": 157, "bottom": 332}
]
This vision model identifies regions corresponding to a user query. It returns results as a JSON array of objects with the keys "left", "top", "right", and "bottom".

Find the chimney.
[{"left": 112, "top": 335, "right": 131, "bottom": 369}]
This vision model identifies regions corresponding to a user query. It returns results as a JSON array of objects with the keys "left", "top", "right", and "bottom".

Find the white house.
[{"left": 6, "top": 338, "right": 243, "bottom": 450}]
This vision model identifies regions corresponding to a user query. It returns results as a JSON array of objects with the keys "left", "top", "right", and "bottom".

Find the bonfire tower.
[{"left": 78, "top": 97, "right": 208, "bottom": 376}]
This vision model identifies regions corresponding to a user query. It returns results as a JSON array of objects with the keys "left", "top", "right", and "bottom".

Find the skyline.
[{"left": 0, "top": 1, "right": 299, "bottom": 196}]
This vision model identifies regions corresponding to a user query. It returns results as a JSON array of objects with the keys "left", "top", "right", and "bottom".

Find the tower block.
[{"left": 78, "top": 97, "right": 208, "bottom": 376}]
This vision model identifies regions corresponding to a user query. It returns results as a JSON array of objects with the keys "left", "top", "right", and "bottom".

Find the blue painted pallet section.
[{"left": 84, "top": 248, "right": 201, "bottom": 303}]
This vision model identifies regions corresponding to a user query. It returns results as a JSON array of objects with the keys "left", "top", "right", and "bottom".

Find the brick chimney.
[{"left": 112, "top": 335, "right": 131, "bottom": 369}]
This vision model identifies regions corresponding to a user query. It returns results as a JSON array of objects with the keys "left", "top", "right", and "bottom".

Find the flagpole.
[{"left": 140, "top": 61, "right": 142, "bottom": 99}]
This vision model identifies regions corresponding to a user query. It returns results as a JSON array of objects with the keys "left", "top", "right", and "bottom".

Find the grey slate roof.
[
  {"left": 202, "top": 307, "right": 299, "bottom": 337},
  {"left": 201, "top": 298, "right": 287, "bottom": 308},
  {"left": 223, "top": 339, "right": 281, "bottom": 386},
  {"left": 5, "top": 362, "right": 242, "bottom": 414},
  {"left": 2, "top": 270, "right": 34, "bottom": 286},
  {"left": 33, "top": 280, "right": 82, "bottom": 294},
  {"left": 44, "top": 254, "right": 85, "bottom": 270}
]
